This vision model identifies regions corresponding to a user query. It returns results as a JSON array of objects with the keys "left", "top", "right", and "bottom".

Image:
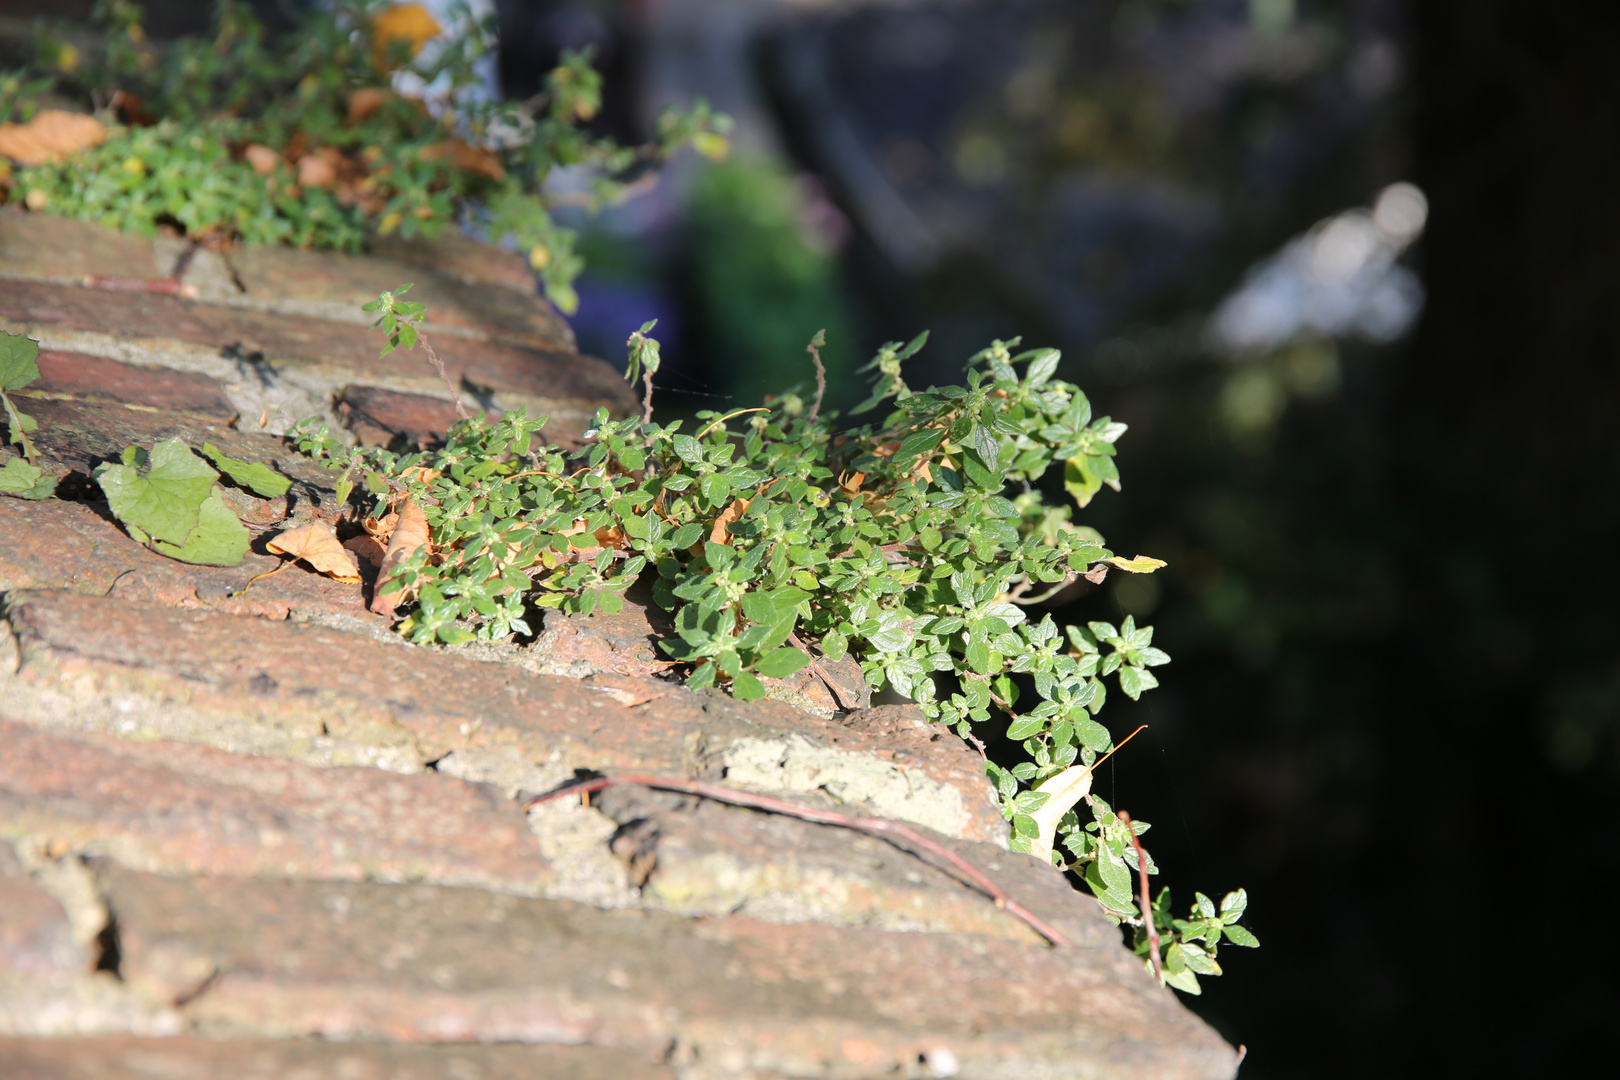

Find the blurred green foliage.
[{"left": 683, "top": 158, "right": 855, "bottom": 409}]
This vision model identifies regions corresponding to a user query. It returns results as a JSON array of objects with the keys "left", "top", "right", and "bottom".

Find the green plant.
[
  {"left": 0, "top": 330, "right": 56, "bottom": 499},
  {"left": 4, "top": 0, "right": 729, "bottom": 312},
  {"left": 294, "top": 296, "right": 1258, "bottom": 990}
]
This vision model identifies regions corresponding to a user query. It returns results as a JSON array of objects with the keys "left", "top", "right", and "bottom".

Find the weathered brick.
[
  {"left": 228, "top": 241, "right": 574, "bottom": 353},
  {"left": 0, "top": 211, "right": 158, "bottom": 283},
  {"left": 338, "top": 384, "right": 489, "bottom": 449},
  {"left": 0, "top": 589, "right": 1006, "bottom": 845},
  {"left": 0, "top": 498, "right": 375, "bottom": 627},
  {"left": 0, "top": 1036, "right": 677, "bottom": 1080},
  {"left": 0, "top": 723, "right": 550, "bottom": 896},
  {"left": 94, "top": 867, "right": 1237, "bottom": 1080},
  {"left": 0, "top": 844, "right": 85, "bottom": 978},
  {"left": 32, "top": 350, "right": 236, "bottom": 418},
  {"left": 589, "top": 784, "right": 1111, "bottom": 946},
  {"left": 0, "top": 279, "right": 632, "bottom": 417}
]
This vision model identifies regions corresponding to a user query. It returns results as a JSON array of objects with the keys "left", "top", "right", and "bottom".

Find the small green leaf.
[
  {"left": 0, "top": 330, "right": 41, "bottom": 391},
  {"left": 95, "top": 439, "right": 217, "bottom": 546},
  {"left": 755, "top": 646, "right": 811, "bottom": 679},
  {"left": 731, "top": 670, "right": 766, "bottom": 700},
  {"left": 1222, "top": 924, "right": 1261, "bottom": 948},
  {"left": 149, "top": 487, "right": 250, "bottom": 566},
  {"left": 202, "top": 444, "right": 292, "bottom": 498},
  {"left": 0, "top": 457, "right": 55, "bottom": 499},
  {"left": 1005, "top": 715, "right": 1047, "bottom": 740}
]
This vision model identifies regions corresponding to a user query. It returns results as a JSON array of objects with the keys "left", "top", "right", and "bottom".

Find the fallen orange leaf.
[
  {"left": 242, "top": 144, "right": 281, "bottom": 175},
  {"left": 710, "top": 497, "right": 748, "bottom": 545},
  {"left": 372, "top": 3, "right": 442, "bottom": 70},
  {"left": 342, "top": 534, "right": 388, "bottom": 570},
  {"left": 0, "top": 110, "right": 106, "bottom": 166},
  {"left": 267, "top": 522, "right": 362, "bottom": 582},
  {"left": 370, "top": 498, "right": 429, "bottom": 618},
  {"left": 420, "top": 138, "right": 506, "bottom": 181},
  {"left": 363, "top": 512, "right": 398, "bottom": 543}
]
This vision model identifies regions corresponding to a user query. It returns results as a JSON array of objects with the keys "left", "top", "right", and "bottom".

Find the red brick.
[
  {"left": 0, "top": 279, "right": 631, "bottom": 415},
  {"left": 1, "top": 590, "right": 1007, "bottom": 845},
  {"left": 0, "top": 500, "right": 376, "bottom": 626},
  {"left": 0, "top": 1035, "right": 675, "bottom": 1080},
  {"left": 32, "top": 351, "right": 235, "bottom": 417},
  {"left": 0, "top": 844, "right": 86, "bottom": 978},
  {"left": 0, "top": 723, "right": 551, "bottom": 895},
  {"left": 93, "top": 867, "right": 1237, "bottom": 1079},
  {"left": 0, "top": 211, "right": 157, "bottom": 283}
]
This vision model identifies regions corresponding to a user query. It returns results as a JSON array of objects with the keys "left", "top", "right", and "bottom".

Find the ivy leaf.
[
  {"left": 202, "top": 443, "right": 292, "bottom": 498},
  {"left": 0, "top": 330, "right": 41, "bottom": 391},
  {"left": 149, "top": 487, "right": 250, "bottom": 566},
  {"left": 0, "top": 457, "right": 55, "bottom": 500},
  {"left": 95, "top": 438, "right": 218, "bottom": 545}
]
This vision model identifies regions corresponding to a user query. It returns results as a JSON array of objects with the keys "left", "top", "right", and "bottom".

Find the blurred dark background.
[{"left": 14, "top": 0, "right": 1615, "bottom": 1073}]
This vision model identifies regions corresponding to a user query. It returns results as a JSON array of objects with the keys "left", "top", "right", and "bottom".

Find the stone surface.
[
  {"left": 0, "top": 210, "right": 1239, "bottom": 1078},
  {"left": 0, "top": 1036, "right": 676, "bottom": 1080},
  {"left": 0, "top": 498, "right": 378, "bottom": 628},
  {"left": 0, "top": 721, "right": 550, "bottom": 896},
  {"left": 0, "top": 209, "right": 632, "bottom": 445},
  {"left": 0, "top": 588, "right": 1008, "bottom": 845},
  {"left": 79, "top": 866, "right": 1233, "bottom": 1080}
]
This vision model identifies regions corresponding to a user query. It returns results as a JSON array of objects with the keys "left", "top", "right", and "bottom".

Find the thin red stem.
[
  {"left": 1117, "top": 809, "right": 1162, "bottom": 983},
  {"left": 419, "top": 336, "right": 472, "bottom": 421},
  {"left": 524, "top": 773, "right": 1072, "bottom": 948}
]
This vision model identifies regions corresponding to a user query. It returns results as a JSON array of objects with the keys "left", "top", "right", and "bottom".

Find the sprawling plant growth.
[
  {"left": 292, "top": 301, "right": 1258, "bottom": 991},
  {"left": 1, "top": 0, "right": 726, "bottom": 311}
]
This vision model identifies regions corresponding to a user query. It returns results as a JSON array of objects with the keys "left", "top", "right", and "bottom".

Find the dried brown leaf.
[
  {"left": 342, "top": 534, "right": 388, "bottom": 570},
  {"left": 243, "top": 144, "right": 281, "bottom": 175},
  {"left": 370, "top": 498, "right": 429, "bottom": 618},
  {"left": 710, "top": 497, "right": 748, "bottom": 545},
  {"left": 266, "top": 522, "right": 361, "bottom": 582},
  {"left": 372, "top": 3, "right": 442, "bottom": 70},
  {"left": 0, "top": 110, "right": 106, "bottom": 166},
  {"left": 419, "top": 138, "right": 506, "bottom": 181}
]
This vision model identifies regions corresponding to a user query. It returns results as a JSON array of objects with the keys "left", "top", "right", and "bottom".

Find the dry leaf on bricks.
[
  {"left": 0, "top": 110, "right": 106, "bottom": 166},
  {"left": 370, "top": 498, "right": 429, "bottom": 618},
  {"left": 267, "top": 522, "right": 362, "bottom": 582}
]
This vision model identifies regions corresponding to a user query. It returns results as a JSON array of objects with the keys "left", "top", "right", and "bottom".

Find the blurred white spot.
[
  {"left": 1373, "top": 182, "right": 1428, "bottom": 243},
  {"left": 1210, "top": 182, "right": 1427, "bottom": 353},
  {"left": 924, "top": 1046, "right": 960, "bottom": 1078}
]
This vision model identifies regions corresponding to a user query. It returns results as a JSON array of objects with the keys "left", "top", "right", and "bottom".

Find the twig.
[
  {"left": 84, "top": 275, "right": 199, "bottom": 299},
  {"left": 787, "top": 631, "right": 859, "bottom": 711},
  {"left": 524, "top": 773, "right": 1072, "bottom": 948},
  {"left": 417, "top": 333, "right": 472, "bottom": 422},
  {"left": 1117, "top": 809, "right": 1162, "bottom": 984},
  {"left": 641, "top": 369, "right": 655, "bottom": 425},
  {"left": 1008, "top": 572, "right": 1081, "bottom": 606},
  {"left": 807, "top": 329, "right": 828, "bottom": 425}
]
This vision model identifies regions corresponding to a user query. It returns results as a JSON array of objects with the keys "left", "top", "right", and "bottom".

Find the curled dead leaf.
[
  {"left": 363, "top": 512, "right": 398, "bottom": 543},
  {"left": 710, "top": 497, "right": 749, "bottom": 545},
  {"left": 1105, "top": 554, "right": 1167, "bottom": 574},
  {"left": 419, "top": 138, "right": 505, "bottom": 181},
  {"left": 1083, "top": 565, "right": 1109, "bottom": 585},
  {"left": 243, "top": 144, "right": 281, "bottom": 175},
  {"left": 266, "top": 522, "right": 362, "bottom": 582},
  {"left": 296, "top": 152, "right": 338, "bottom": 190},
  {"left": 372, "top": 3, "right": 442, "bottom": 70},
  {"left": 342, "top": 534, "right": 388, "bottom": 570},
  {"left": 370, "top": 498, "right": 429, "bottom": 618},
  {"left": 0, "top": 110, "right": 106, "bottom": 166}
]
